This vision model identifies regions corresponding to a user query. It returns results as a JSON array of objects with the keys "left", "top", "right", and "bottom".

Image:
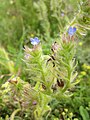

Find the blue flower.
[
  {"left": 30, "top": 37, "right": 40, "bottom": 45},
  {"left": 68, "top": 27, "right": 76, "bottom": 36}
]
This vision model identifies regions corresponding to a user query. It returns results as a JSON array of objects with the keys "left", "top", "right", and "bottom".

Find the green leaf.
[{"left": 79, "top": 106, "right": 90, "bottom": 120}]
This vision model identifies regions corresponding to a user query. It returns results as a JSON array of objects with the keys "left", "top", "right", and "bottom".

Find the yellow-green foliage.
[{"left": 0, "top": 47, "right": 15, "bottom": 74}]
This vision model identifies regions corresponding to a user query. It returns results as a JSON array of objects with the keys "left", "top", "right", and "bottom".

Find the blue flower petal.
[
  {"left": 34, "top": 37, "right": 39, "bottom": 40},
  {"left": 31, "top": 41, "right": 38, "bottom": 45},
  {"left": 68, "top": 27, "right": 76, "bottom": 36},
  {"left": 30, "top": 38, "right": 34, "bottom": 42},
  {"left": 34, "top": 37, "right": 40, "bottom": 43},
  {"left": 73, "top": 27, "right": 76, "bottom": 33}
]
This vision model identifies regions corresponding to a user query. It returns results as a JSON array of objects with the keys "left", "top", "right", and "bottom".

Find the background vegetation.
[{"left": 0, "top": 0, "right": 90, "bottom": 120}]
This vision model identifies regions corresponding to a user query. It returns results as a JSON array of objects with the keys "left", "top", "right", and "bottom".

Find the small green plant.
[{"left": 22, "top": 34, "right": 79, "bottom": 119}]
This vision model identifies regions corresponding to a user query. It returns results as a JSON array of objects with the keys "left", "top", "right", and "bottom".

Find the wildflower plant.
[
  {"left": 0, "top": 0, "right": 90, "bottom": 120},
  {"left": 23, "top": 34, "right": 79, "bottom": 119}
]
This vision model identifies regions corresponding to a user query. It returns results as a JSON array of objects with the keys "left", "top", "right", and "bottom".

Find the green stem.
[{"left": 10, "top": 109, "right": 21, "bottom": 120}]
